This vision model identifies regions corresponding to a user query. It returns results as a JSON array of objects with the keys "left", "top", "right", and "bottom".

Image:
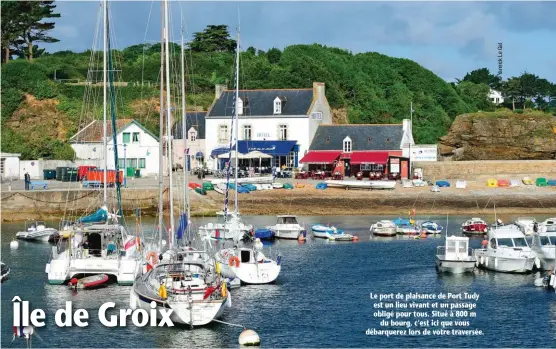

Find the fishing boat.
[
  {"left": 474, "top": 225, "right": 539, "bottom": 273},
  {"left": 530, "top": 225, "right": 556, "bottom": 270},
  {"left": 370, "top": 220, "right": 397, "bottom": 237},
  {"left": 198, "top": 211, "right": 252, "bottom": 240},
  {"left": 68, "top": 274, "right": 110, "bottom": 289},
  {"left": 312, "top": 224, "right": 355, "bottom": 241},
  {"left": 514, "top": 217, "right": 537, "bottom": 235},
  {"left": 131, "top": 249, "right": 230, "bottom": 327},
  {"left": 16, "top": 220, "right": 58, "bottom": 242},
  {"left": 461, "top": 218, "right": 489, "bottom": 234},
  {"left": 1, "top": 262, "right": 10, "bottom": 282},
  {"left": 435, "top": 236, "right": 476, "bottom": 274},
  {"left": 420, "top": 221, "right": 443, "bottom": 234},
  {"left": 269, "top": 215, "right": 307, "bottom": 240}
]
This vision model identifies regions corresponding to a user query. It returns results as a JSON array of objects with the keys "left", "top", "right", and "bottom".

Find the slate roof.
[
  {"left": 173, "top": 111, "right": 207, "bottom": 139},
  {"left": 207, "top": 89, "right": 314, "bottom": 117},
  {"left": 309, "top": 124, "right": 404, "bottom": 151},
  {"left": 70, "top": 119, "right": 134, "bottom": 142}
]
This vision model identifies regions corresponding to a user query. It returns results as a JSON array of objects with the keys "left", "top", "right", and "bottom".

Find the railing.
[{"left": 436, "top": 246, "right": 474, "bottom": 258}]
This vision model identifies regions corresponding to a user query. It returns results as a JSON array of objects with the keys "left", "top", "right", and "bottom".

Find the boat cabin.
[
  {"left": 277, "top": 215, "right": 299, "bottom": 225},
  {"left": 26, "top": 220, "right": 46, "bottom": 231},
  {"left": 444, "top": 236, "right": 470, "bottom": 260},
  {"left": 488, "top": 226, "right": 530, "bottom": 250}
]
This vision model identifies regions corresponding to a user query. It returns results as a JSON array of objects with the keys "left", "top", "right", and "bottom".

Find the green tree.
[
  {"left": 266, "top": 47, "right": 281, "bottom": 64},
  {"left": 16, "top": 1, "right": 60, "bottom": 61},
  {"left": 459, "top": 68, "right": 501, "bottom": 89},
  {"left": 456, "top": 81, "right": 494, "bottom": 111},
  {"left": 188, "top": 25, "right": 236, "bottom": 53},
  {"left": 1, "top": 1, "right": 26, "bottom": 63}
]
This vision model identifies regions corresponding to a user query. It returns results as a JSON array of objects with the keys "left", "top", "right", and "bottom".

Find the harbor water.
[{"left": 2, "top": 215, "right": 555, "bottom": 348}]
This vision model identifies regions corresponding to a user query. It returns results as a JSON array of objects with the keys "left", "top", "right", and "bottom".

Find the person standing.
[{"left": 24, "top": 172, "right": 30, "bottom": 190}]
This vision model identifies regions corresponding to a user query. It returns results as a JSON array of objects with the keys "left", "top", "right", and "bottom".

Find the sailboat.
[
  {"left": 130, "top": 1, "right": 230, "bottom": 327},
  {"left": 45, "top": 0, "right": 139, "bottom": 285},
  {"left": 213, "top": 25, "right": 281, "bottom": 284}
]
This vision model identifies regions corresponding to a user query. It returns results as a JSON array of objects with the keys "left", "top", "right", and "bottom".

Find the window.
[
  {"left": 189, "top": 132, "right": 196, "bottom": 142},
  {"left": 237, "top": 98, "right": 243, "bottom": 115},
  {"left": 219, "top": 125, "right": 228, "bottom": 143},
  {"left": 497, "top": 238, "right": 513, "bottom": 247},
  {"left": 118, "top": 159, "right": 125, "bottom": 168},
  {"left": 278, "top": 124, "right": 288, "bottom": 140},
  {"left": 274, "top": 98, "right": 282, "bottom": 114},
  {"left": 123, "top": 132, "right": 131, "bottom": 144},
  {"left": 0, "top": 158, "right": 5, "bottom": 175},
  {"left": 243, "top": 125, "right": 252, "bottom": 140},
  {"left": 127, "top": 158, "right": 138, "bottom": 168},
  {"left": 132, "top": 132, "right": 140, "bottom": 143},
  {"left": 513, "top": 237, "right": 528, "bottom": 247},
  {"left": 325, "top": 136, "right": 330, "bottom": 144},
  {"left": 138, "top": 158, "right": 146, "bottom": 169},
  {"left": 343, "top": 136, "right": 352, "bottom": 153}
]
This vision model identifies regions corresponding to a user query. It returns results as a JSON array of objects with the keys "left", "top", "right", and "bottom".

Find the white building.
[
  {"left": 0, "top": 152, "right": 21, "bottom": 181},
  {"left": 70, "top": 119, "right": 160, "bottom": 176},
  {"left": 205, "top": 82, "right": 332, "bottom": 170},
  {"left": 172, "top": 111, "right": 206, "bottom": 170},
  {"left": 489, "top": 89, "right": 504, "bottom": 105}
]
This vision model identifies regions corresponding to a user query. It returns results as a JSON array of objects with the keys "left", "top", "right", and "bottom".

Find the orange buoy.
[
  {"left": 146, "top": 251, "right": 158, "bottom": 266},
  {"left": 352, "top": 236, "right": 359, "bottom": 242}
]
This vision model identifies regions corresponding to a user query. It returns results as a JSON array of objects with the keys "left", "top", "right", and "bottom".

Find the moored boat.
[
  {"left": 420, "top": 221, "right": 443, "bottom": 234},
  {"left": 68, "top": 274, "right": 110, "bottom": 289},
  {"left": 474, "top": 225, "right": 538, "bottom": 273},
  {"left": 531, "top": 226, "right": 556, "bottom": 270},
  {"left": 1, "top": 262, "right": 10, "bottom": 282},
  {"left": 514, "top": 216, "right": 537, "bottom": 235},
  {"left": 312, "top": 224, "right": 355, "bottom": 241},
  {"left": 16, "top": 220, "right": 58, "bottom": 242},
  {"left": 370, "top": 220, "right": 397, "bottom": 237},
  {"left": 461, "top": 218, "right": 489, "bottom": 234},
  {"left": 269, "top": 215, "right": 306, "bottom": 240},
  {"left": 198, "top": 211, "right": 252, "bottom": 241},
  {"left": 436, "top": 236, "right": 476, "bottom": 274},
  {"left": 393, "top": 217, "right": 419, "bottom": 235},
  {"left": 254, "top": 228, "right": 275, "bottom": 241}
]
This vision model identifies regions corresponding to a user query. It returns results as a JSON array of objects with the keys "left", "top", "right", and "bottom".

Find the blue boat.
[
  {"left": 420, "top": 221, "right": 443, "bottom": 234},
  {"left": 311, "top": 224, "right": 355, "bottom": 241},
  {"left": 254, "top": 228, "right": 275, "bottom": 241}
]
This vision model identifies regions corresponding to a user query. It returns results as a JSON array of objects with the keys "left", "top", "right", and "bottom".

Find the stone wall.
[{"left": 413, "top": 160, "right": 556, "bottom": 180}]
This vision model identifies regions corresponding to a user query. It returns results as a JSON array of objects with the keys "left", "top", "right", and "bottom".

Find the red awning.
[
  {"left": 299, "top": 151, "right": 341, "bottom": 164},
  {"left": 350, "top": 151, "right": 390, "bottom": 165}
]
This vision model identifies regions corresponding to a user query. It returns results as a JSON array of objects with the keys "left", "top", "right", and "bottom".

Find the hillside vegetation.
[{"left": 2, "top": 41, "right": 555, "bottom": 160}]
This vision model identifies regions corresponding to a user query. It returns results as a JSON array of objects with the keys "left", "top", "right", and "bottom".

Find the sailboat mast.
[
  {"left": 233, "top": 26, "right": 240, "bottom": 214},
  {"left": 157, "top": 0, "right": 165, "bottom": 248},
  {"left": 180, "top": 23, "right": 191, "bottom": 238},
  {"left": 164, "top": 0, "right": 175, "bottom": 248},
  {"left": 102, "top": 0, "right": 107, "bottom": 207}
]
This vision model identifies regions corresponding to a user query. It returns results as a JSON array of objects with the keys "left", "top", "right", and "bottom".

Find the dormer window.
[
  {"left": 325, "top": 136, "right": 330, "bottom": 144},
  {"left": 343, "top": 136, "right": 352, "bottom": 153},
  {"left": 236, "top": 97, "right": 243, "bottom": 115},
  {"left": 273, "top": 97, "right": 282, "bottom": 114}
]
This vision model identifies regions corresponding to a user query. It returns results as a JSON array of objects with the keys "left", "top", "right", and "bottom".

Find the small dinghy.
[
  {"left": 68, "top": 274, "right": 110, "bottom": 289},
  {"left": 254, "top": 228, "right": 275, "bottom": 241},
  {"left": 1, "top": 262, "right": 10, "bottom": 282},
  {"left": 272, "top": 182, "right": 284, "bottom": 189},
  {"left": 312, "top": 225, "right": 356, "bottom": 241},
  {"left": 420, "top": 221, "right": 443, "bottom": 234}
]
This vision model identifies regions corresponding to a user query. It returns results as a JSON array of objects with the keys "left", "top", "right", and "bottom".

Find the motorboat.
[
  {"left": 45, "top": 222, "right": 139, "bottom": 285},
  {"left": 215, "top": 239, "right": 281, "bottom": 284},
  {"left": 254, "top": 228, "right": 275, "bottom": 241},
  {"left": 268, "top": 215, "right": 307, "bottom": 240},
  {"left": 474, "top": 225, "right": 538, "bottom": 273},
  {"left": 514, "top": 217, "right": 537, "bottom": 235},
  {"left": 393, "top": 217, "right": 419, "bottom": 235},
  {"left": 420, "top": 221, "right": 443, "bottom": 234},
  {"left": 534, "top": 267, "right": 556, "bottom": 291},
  {"left": 312, "top": 224, "right": 355, "bottom": 241},
  {"left": 370, "top": 220, "right": 397, "bottom": 237},
  {"left": 198, "top": 211, "right": 252, "bottom": 241},
  {"left": 530, "top": 225, "right": 556, "bottom": 270},
  {"left": 491, "top": 219, "right": 504, "bottom": 229},
  {"left": 540, "top": 218, "right": 556, "bottom": 232},
  {"left": 461, "top": 218, "right": 489, "bottom": 234},
  {"left": 435, "top": 236, "right": 476, "bottom": 274},
  {"left": 130, "top": 249, "right": 230, "bottom": 327},
  {"left": 16, "top": 220, "right": 58, "bottom": 242},
  {"left": 1, "top": 262, "right": 10, "bottom": 282}
]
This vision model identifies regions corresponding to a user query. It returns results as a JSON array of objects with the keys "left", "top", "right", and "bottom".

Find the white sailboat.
[
  {"left": 213, "top": 25, "right": 281, "bottom": 284},
  {"left": 45, "top": 0, "right": 139, "bottom": 285},
  {"left": 131, "top": 3, "right": 230, "bottom": 327}
]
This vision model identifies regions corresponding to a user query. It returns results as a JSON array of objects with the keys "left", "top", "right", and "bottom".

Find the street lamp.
[{"left": 123, "top": 143, "right": 127, "bottom": 188}]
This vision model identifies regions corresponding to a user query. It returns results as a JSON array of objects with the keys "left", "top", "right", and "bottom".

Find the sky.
[{"left": 46, "top": 1, "right": 556, "bottom": 83}]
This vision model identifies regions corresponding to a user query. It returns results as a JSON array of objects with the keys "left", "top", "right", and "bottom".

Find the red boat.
[
  {"left": 461, "top": 218, "right": 489, "bottom": 234},
  {"left": 188, "top": 182, "right": 201, "bottom": 189},
  {"left": 68, "top": 274, "right": 110, "bottom": 289}
]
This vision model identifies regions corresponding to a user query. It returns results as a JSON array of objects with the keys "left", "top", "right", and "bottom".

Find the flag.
[{"left": 176, "top": 213, "right": 187, "bottom": 240}]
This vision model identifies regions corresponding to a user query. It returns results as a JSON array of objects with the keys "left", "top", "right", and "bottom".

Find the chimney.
[
  {"left": 313, "top": 82, "right": 325, "bottom": 101},
  {"left": 215, "top": 84, "right": 227, "bottom": 100}
]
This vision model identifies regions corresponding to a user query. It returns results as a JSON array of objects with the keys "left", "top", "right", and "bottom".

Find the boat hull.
[
  {"left": 16, "top": 228, "right": 58, "bottom": 241},
  {"left": 475, "top": 253, "right": 535, "bottom": 273},
  {"left": 435, "top": 258, "right": 476, "bottom": 274}
]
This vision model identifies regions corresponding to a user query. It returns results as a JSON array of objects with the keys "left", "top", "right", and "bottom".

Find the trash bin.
[
  {"left": 126, "top": 167, "right": 135, "bottom": 178},
  {"left": 134, "top": 169, "right": 141, "bottom": 178},
  {"left": 43, "top": 169, "right": 56, "bottom": 180}
]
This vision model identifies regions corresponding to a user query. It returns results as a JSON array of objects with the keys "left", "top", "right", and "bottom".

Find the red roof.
[
  {"left": 299, "top": 151, "right": 341, "bottom": 164},
  {"left": 349, "top": 151, "right": 390, "bottom": 165}
]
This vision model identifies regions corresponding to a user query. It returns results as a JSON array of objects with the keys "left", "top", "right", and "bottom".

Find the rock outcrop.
[{"left": 438, "top": 111, "right": 556, "bottom": 160}]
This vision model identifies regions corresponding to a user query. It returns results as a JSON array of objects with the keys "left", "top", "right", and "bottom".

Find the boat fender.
[
  {"left": 216, "top": 262, "right": 221, "bottom": 274},
  {"left": 485, "top": 257, "right": 489, "bottom": 267},
  {"left": 535, "top": 257, "right": 541, "bottom": 269},
  {"left": 480, "top": 256, "right": 484, "bottom": 265},
  {"left": 221, "top": 282, "right": 227, "bottom": 298},
  {"left": 276, "top": 255, "right": 282, "bottom": 265},
  {"left": 238, "top": 329, "right": 261, "bottom": 346},
  {"left": 494, "top": 257, "right": 498, "bottom": 269},
  {"left": 229, "top": 256, "right": 240, "bottom": 268},
  {"left": 146, "top": 251, "right": 158, "bottom": 266},
  {"left": 475, "top": 258, "right": 479, "bottom": 267},
  {"left": 159, "top": 283, "right": 167, "bottom": 299}
]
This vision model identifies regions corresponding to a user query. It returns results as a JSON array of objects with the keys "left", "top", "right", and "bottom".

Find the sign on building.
[
  {"left": 311, "top": 112, "right": 323, "bottom": 120},
  {"left": 410, "top": 145, "right": 438, "bottom": 162}
]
